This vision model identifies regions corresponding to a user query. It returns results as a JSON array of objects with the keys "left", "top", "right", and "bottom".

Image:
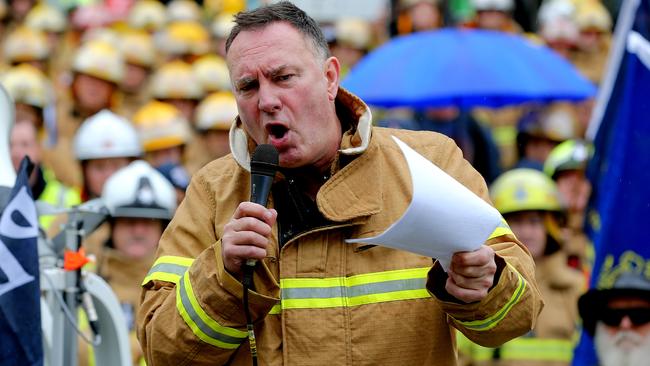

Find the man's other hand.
[
  {"left": 221, "top": 202, "right": 277, "bottom": 277},
  {"left": 445, "top": 245, "right": 497, "bottom": 303}
]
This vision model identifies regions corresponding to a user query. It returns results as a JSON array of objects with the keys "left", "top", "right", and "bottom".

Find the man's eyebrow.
[
  {"left": 235, "top": 76, "right": 256, "bottom": 89},
  {"left": 269, "top": 65, "right": 292, "bottom": 77}
]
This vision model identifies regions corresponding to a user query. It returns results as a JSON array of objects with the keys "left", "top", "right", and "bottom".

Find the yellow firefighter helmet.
[
  {"left": 3, "top": 26, "right": 50, "bottom": 64},
  {"left": 1, "top": 63, "right": 51, "bottom": 109},
  {"left": 133, "top": 101, "right": 193, "bottom": 152},
  {"left": 128, "top": 0, "right": 167, "bottom": 32},
  {"left": 72, "top": 40, "right": 125, "bottom": 84},
  {"left": 575, "top": 0, "right": 612, "bottom": 32},
  {"left": 150, "top": 60, "right": 204, "bottom": 100},
  {"left": 491, "top": 168, "right": 563, "bottom": 215},
  {"left": 25, "top": 3, "right": 67, "bottom": 33},
  {"left": 157, "top": 20, "right": 211, "bottom": 57},
  {"left": 195, "top": 92, "right": 238, "bottom": 131},
  {"left": 544, "top": 139, "right": 593, "bottom": 179},
  {"left": 121, "top": 28, "right": 157, "bottom": 68},
  {"left": 192, "top": 54, "right": 231, "bottom": 93}
]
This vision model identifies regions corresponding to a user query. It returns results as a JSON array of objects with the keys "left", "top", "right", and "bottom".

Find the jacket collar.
[{"left": 229, "top": 87, "right": 381, "bottom": 222}]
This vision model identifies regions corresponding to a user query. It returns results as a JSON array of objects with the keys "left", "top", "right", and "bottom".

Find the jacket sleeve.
[
  {"left": 422, "top": 135, "right": 544, "bottom": 347},
  {"left": 137, "top": 169, "right": 280, "bottom": 365}
]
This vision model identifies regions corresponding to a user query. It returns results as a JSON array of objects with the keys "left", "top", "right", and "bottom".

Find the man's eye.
[
  {"left": 278, "top": 74, "right": 293, "bottom": 81},
  {"left": 238, "top": 83, "right": 255, "bottom": 92}
]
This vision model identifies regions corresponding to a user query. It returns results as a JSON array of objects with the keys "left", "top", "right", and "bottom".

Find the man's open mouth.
[{"left": 267, "top": 124, "right": 288, "bottom": 139}]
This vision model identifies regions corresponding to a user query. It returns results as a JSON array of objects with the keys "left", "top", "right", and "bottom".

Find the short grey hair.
[{"left": 225, "top": 1, "right": 330, "bottom": 61}]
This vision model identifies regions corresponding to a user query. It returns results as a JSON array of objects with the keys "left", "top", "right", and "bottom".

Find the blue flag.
[
  {"left": 573, "top": 0, "right": 650, "bottom": 364},
  {"left": 0, "top": 158, "right": 43, "bottom": 366}
]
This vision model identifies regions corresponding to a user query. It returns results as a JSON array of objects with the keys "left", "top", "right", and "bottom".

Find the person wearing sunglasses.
[{"left": 578, "top": 270, "right": 650, "bottom": 366}]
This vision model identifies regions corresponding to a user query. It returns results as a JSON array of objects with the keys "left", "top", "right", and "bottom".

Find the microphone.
[{"left": 246, "top": 144, "right": 279, "bottom": 267}]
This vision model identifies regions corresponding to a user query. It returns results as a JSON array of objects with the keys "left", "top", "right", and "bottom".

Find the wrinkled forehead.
[{"left": 226, "top": 22, "right": 321, "bottom": 67}]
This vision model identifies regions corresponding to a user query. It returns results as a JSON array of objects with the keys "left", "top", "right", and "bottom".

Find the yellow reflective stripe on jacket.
[
  {"left": 176, "top": 272, "right": 247, "bottom": 349},
  {"left": 487, "top": 218, "right": 515, "bottom": 240},
  {"left": 268, "top": 303, "right": 282, "bottom": 315},
  {"left": 500, "top": 338, "right": 574, "bottom": 362},
  {"left": 452, "top": 264, "right": 526, "bottom": 331},
  {"left": 458, "top": 335, "right": 574, "bottom": 362},
  {"left": 279, "top": 267, "right": 431, "bottom": 310},
  {"left": 142, "top": 256, "right": 194, "bottom": 285}
]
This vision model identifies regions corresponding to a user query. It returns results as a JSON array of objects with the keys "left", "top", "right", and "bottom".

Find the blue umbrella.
[{"left": 342, "top": 28, "right": 597, "bottom": 109}]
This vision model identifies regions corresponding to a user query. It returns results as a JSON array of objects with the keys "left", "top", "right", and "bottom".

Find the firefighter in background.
[
  {"left": 148, "top": 60, "right": 204, "bottom": 123},
  {"left": 537, "top": 0, "right": 580, "bottom": 60},
  {"left": 119, "top": 27, "right": 158, "bottom": 119},
  {"left": 1, "top": 63, "right": 51, "bottom": 136},
  {"left": 1, "top": 63, "right": 65, "bottom": 184},
  {"left": 210, "top": 12, "right": 236, "bottom": 57},
  {"left": 23, "top": 2, "right": 73, "bottom": 99},
  {"left": 133, "top": 100, "right": 193, "bottom": 169},
  {"left": 9, "top": 120, "right": 80, "bottom": 231},
  {"left": 514, "top": 103, "right": 580, "bottom": 171},
  {"left": 94, "top": 160, "right": 176, "bottom": 365},
  {"left": 73, "top": 110, "right": 142, "bottom": 202},
  {"left": 571, "top": 0, "right": 612, "bottom": 85},
  {"left": 395, "top": 0, "right": 444, "bottom": 35},
  {"left": 47, "top": 39, "right": 126, "bottom": 189},
  {"left": 24, "top": 2, "right": 67, "bottom": 49},
  {"left": 187, "top": 91, "right": 238, "bottom": 173},
  {"left": 59, "top": 39, "right": 125, "bottom": 140},
  {"left": 458, "top": 168, "right": 584, "bottom": 365},
  {"left": 468, "top": 0, "right": 522, "bottom": 32},
  {"left": 330, "top": 18, "right": 373, "bottom": 77},
  {"left": 544, "top": 139, "right": 593, "bottom": 272}
]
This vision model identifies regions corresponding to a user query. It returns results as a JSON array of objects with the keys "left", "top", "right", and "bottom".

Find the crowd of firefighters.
[{"left": 1, "top": 0, "right": 617, "bottom": 364}]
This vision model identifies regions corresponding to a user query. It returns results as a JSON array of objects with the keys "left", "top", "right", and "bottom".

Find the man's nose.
[
  {"left": 258, "top": 83, "right": 281, "bottom": 113},
  {"left": 619, "top": 315, "right": 633, "bottom": 330}
]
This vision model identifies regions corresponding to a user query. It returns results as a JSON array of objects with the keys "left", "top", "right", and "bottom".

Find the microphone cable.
[{"left": 242, "top": 264, "right": 258, "bottom": 366}]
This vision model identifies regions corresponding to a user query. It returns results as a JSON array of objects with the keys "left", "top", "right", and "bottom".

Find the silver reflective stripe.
[
  {"left": 177, "top": 274, "right": 246, "bottom": 346},
  {"left": 147, "top": 263, "right": 188, "bottom": 279},
  {"left": 282, "top": 278, "right": 427, "bottom": 299}
]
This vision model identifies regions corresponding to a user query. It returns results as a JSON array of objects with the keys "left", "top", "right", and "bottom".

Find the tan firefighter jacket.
[{"left": 138, "top": 88, "right": 543, "bottom": 365}]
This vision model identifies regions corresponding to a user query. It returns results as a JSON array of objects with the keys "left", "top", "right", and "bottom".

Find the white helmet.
[
  {"left": 537, "top": 0, "right": 575, "bottom": 25},
  {"left": 335, "top": 18, "right": 373, "bottom": 50},
  {"left": 74, "top": 110, "right": 142, "bottom": 160},
  {"left": 210, "top": 12, "right": 236, "bottom": 38},
  {"left": 472, "top": 0, "right": 514, "bottom": 12},
  {"left": 166, "top": 0, "right": 201, "bottom": 22},
  {"left": 102, "top": 160, "right": 176, "bottom": 220}
]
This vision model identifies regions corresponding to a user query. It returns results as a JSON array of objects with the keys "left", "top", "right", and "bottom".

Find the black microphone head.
[{"left": 250, "top": 144, "right": 279, "bottom": 177}]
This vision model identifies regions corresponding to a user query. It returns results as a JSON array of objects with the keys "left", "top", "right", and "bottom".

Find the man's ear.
[{"left": 324, "top": 56, "right": 340, "bottom": 101}]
